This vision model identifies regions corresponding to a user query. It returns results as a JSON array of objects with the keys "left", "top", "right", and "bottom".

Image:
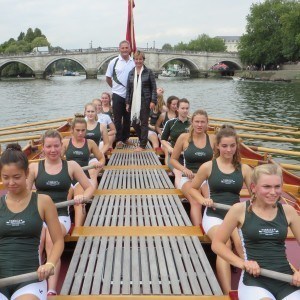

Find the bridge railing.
[{"left": 0, "top": 48, "right": 239, "bottom": 58}]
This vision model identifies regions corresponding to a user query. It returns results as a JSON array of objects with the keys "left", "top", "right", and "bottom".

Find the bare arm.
[
  {"left": 27, "top": 163, "right": 38, "bottom": 190},
  {"left": 37, "top": 194, "right": 64, "bottom": 279},
  {"left": 69, "top": 161, "right": 95, "bottom": 200},
  {"left": 155, "top": 113, "right": 165, "bottom": 135},
  {"left": 106, "top": 76, "right": 112, "bottom": 88},
  {"left": 189, "top": 162, "right": 212, "bottom": 205},
  {"left": 107, "top": 122, "right": 116, "bottom": 136},
  {"left": 89, "top": 140, "right": 106, "bottom": 167},
  {"left": 169, "top": 134, "right": 193, "bottom": 178},
  {"left": 100, "top": 124, "right": 109, "bottom": 154},
  {"left": 211, "top": 203, "right": 246, "bottom": 270},
  {"left": 242, "top": 164, "right": 253, "bottom": 192}
]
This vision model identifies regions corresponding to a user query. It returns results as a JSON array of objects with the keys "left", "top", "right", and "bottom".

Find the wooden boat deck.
[{"left": 58, "top": 143, "right": 226, "bottom": 298}]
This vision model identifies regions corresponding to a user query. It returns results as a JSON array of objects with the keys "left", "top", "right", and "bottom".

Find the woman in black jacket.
[{"left": 126, "top": 50, "right": 157, "bottom": 151}]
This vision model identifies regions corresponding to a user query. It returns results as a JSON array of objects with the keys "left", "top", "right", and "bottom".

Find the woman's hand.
[
  {"left": 150, "top": 102, "right": 155, "bottom": 110},
  {"left": 292, "top": 270, "right": 300, "bottom": 287},
  {"left": 74, "top": 194, "right": 86, "bottom": 205},
  {"left": 243, "top": 260, "right": 260, "bottom": 277},
  {"left": 91, "top": 161, "right": 104, "bottom": 170},
  {"left": 182, "top": 168, "right": 194, "bottom": 179},
  {"left": 201, "top": 198, "right": 214, "bottom": 207},
  {"left": 126, "top": 104, "right": 130, "bottom": 112},
  {"left": 37, "top": 263, "right": 54, "bottom": 281}
]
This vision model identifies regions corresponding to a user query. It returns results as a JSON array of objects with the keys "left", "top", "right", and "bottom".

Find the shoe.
[
  {"left": 115, "top": 141, "right": 123, "bottom": 149},
  {"left": 47, "top": 291, "right": 57, "bottom": 296},
  {"left": 124, "top": 139, "right": 134, "bottom": 146}
]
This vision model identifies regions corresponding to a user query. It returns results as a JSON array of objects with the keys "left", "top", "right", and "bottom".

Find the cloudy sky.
[{"left": 0, "top": 0, "right": 260, "bottom": 49}]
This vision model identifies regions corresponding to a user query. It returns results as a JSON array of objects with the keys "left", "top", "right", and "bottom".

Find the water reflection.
[{"left": 0, "top": 76, "right": 299, "bottom": 165}]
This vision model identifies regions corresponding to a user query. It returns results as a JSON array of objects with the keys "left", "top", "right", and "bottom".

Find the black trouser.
[
  {"left": 131, "top": 101, "right": 150, "bottom": 148},
  {"left": 112, "top": 93, "right": 131, "bottom": 143}
]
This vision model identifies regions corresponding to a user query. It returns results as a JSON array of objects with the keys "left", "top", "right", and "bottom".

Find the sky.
[{"left": 0, "top": 0, "right": 260, "bottom": 50}]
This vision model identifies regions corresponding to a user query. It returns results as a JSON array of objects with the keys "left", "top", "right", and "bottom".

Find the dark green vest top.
[
  {"left": 86, "top": 122, "right": 101, "bottom": 146},
  {"left": 183, "top": 134, "right": 213, "bottom": 173},
  {"left": 207, "top": 159, "right": 243, "bottom": 219},
  {"left": 35, "top": 160, "right": 71, "bottom": 216},
  {"left": 0, "top": 192, "right": 43, "bottom": 279}
]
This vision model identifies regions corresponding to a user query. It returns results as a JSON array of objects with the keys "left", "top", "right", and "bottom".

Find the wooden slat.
[
  {"left": 71, "top": 226, "right": 206, "bottom": 238},
  {"left": 94, "top": 189, "right": 184, "bottom": 197},
  {"left": 103, "top": 165, "right": 169, "bottom": 170},
  {"left": 52, "top": 296, "right": 230, "bottom": 299}
]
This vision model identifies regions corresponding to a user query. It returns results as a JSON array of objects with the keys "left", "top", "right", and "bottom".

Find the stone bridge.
[{"left": 0, "top": 48, "right": 242, "bottom": 79}]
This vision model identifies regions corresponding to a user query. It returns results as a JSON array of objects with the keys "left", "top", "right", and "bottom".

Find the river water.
[{"left": 0, "top": 75, "right": 299, "bottom": 166}]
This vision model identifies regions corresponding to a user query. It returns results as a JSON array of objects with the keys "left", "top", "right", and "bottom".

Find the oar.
[
  {"left": 0, "top": 117, "right": 71, "bottom": 132},
  {"left": 209, "top": 117, "right": 298, "bottom": 131},
  {"left": 55, "top": 198, "right": 92, "bottom": 209},
  {"left": 0, "top": 132, "right": 71, "bottom": 143},
  {"left": 212, "top": 203, "right": 294, "bottom": 284},
  {"left": 0, "top": 125, "right": 60, "bottom": 137},
  {"left": 248, "top": 146, "right": 300, "bottom": 157},
  {"left": 0, "top": 269, "right": 54, "bottom": 288},
  {"left": 210, "top": 122, "right": 300, "bottom": 136},
  {"left": 238, "top": 133, "right": 300, "bottom": 143}
]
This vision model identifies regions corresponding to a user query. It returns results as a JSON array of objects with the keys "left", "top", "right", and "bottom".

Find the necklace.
[{"left": 5, "top": 192, "right": 30, "bottom": 203}]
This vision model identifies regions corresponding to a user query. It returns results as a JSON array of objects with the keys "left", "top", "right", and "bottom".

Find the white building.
[{"left": 216, "top": 36, "right": 241, "bottom": 52}]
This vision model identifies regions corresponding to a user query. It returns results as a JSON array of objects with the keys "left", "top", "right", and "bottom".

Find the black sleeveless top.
[{"left": 35, "top": 160, "right": 71, "bottom": 216}]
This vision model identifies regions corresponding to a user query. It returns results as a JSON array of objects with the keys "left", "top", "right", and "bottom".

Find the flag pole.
[{"left": 130, "top": 0, "right": 134, "bottom": 54}]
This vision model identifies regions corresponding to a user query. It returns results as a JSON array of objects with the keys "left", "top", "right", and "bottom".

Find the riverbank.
[{"left": 234, "top": 69, "right": 300, "bottom": 82}]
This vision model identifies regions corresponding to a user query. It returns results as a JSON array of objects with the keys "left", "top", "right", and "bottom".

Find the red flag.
[{"left": 126, "top": 0, "right": 136, "bottom": 53}]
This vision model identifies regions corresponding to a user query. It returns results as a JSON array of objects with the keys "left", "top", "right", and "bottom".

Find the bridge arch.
[
  {"left": 158, "top": 57, "right": 199, "bottom": 72},
  {"left": 0, "top": 59, "right": 34, "bottom": 74},
  {"left": 45, "top": 56, "right": 87, "bottom": 71},
  {"left": 96, "top": 54, "right": 118, "bottom": 71}
]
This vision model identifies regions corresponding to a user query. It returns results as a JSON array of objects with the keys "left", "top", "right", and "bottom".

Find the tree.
[
  {"left": 238, "top": 0, "right": 300, "bottom": 65},
  {"left": 17, "top": 32, "right": 25, "bottom": 41},
  {"left": 31, "top": 37, "right": 50, "bottom": 48},
  {"left": 173, "top": 34, "right": 226, "bottom": 52},
  {"left": 162, "top": 43, "right": 173, "bottom": 51},
  {"left": 24, "top": 28, "right": 35, "bottom": 43}
]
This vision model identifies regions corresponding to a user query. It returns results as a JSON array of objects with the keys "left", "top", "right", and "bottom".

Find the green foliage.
[
  {"left": 0, "top": 27, "right": 52, "bottom": 77},
  {"left": 238, "top": 0, "right": 300, "bottom": 65},
  {"left": 162, "top": 43, "right": 173, "bottom": 51},
  {"left": 0, "top": 27, "right": 51, "bottom": 54},
  {"left": 173, "top": 34, "right": 226, "bottom": 52}
]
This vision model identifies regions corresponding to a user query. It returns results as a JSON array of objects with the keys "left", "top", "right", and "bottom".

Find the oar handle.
[
  {"left": 260, "top": 268, "right": 293, "bottom": 283},
  {"left": 0, "top": 269, "right": 54, "bottom": 288},
  {"left": 213, "top": 203, "right": 231, "bottom": 211},
  {"left": 55, "top": 198, "right": 92, "bottom": 209},
  {"left": 82, "top": 165, "right": 97, "bottom": 171}
]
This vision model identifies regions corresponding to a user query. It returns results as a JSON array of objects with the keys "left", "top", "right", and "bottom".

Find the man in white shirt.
[{"left": 106, "top": 40, "right": 135, "bottom": 148}]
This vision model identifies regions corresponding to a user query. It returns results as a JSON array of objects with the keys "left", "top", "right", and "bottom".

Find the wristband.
[{"left": 45, "top": 262, "right": 55, "bottom": 270}]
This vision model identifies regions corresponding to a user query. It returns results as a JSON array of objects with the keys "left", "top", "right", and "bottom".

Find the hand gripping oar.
[
  {"left": 212, "top": 202, "right": 294, "bottom": 284},
  {"left": 0, "top": 269, "right": 54, "bottom": 288},
  {"left": 55, "top": 198, "right": 92, "bottom": 209}
]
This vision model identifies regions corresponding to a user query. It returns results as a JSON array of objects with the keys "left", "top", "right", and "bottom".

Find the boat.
[
  {"left": 232, "top": 76, "right": 244, "bottom": 81},
  {"left": 0, "top": 121, "right": 300, "bottom": 299},
  {"left": 63, "top": 70, "right": 80, "bottom": 76}
]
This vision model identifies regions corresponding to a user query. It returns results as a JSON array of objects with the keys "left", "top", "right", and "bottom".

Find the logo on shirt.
[
  {"left": 221, "top": 179, "right": 235, "bottom": 185},
  {"left": 195, "top": 151, "right": 206, "bottom": 157},
  {"left": 46, "top": 180, "right": 60, "bottom": 187},
  {"left": 73, "top": 150, "right": 83, "bottom": 156},
  {"left": 6, "top": 219, "right": 26, "bottom": 227},
  {"left": 259, "top": 228, "right": 279, "bottom": 236}
]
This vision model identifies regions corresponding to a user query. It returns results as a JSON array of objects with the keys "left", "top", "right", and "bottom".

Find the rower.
[
  {"left": 27, "top": 129, "right": 94, "bottom": 296},
  {"left": 212, "top": 164, "right": 300, "bottom": 299},
  {"left": 62, "top": 114, "right": 105, "bottom": 226},
  {"left": 161, "top": 98, "right": 191, "bottom": 188},
  {"left": 170, "top": 109, "right": 215, "bottom": 226},
  {"left": 190, "top": 125, "right": 252, "bottom": 294},
  {"left": 0, "top": 143, "right": 64, "bottom": 299}
]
